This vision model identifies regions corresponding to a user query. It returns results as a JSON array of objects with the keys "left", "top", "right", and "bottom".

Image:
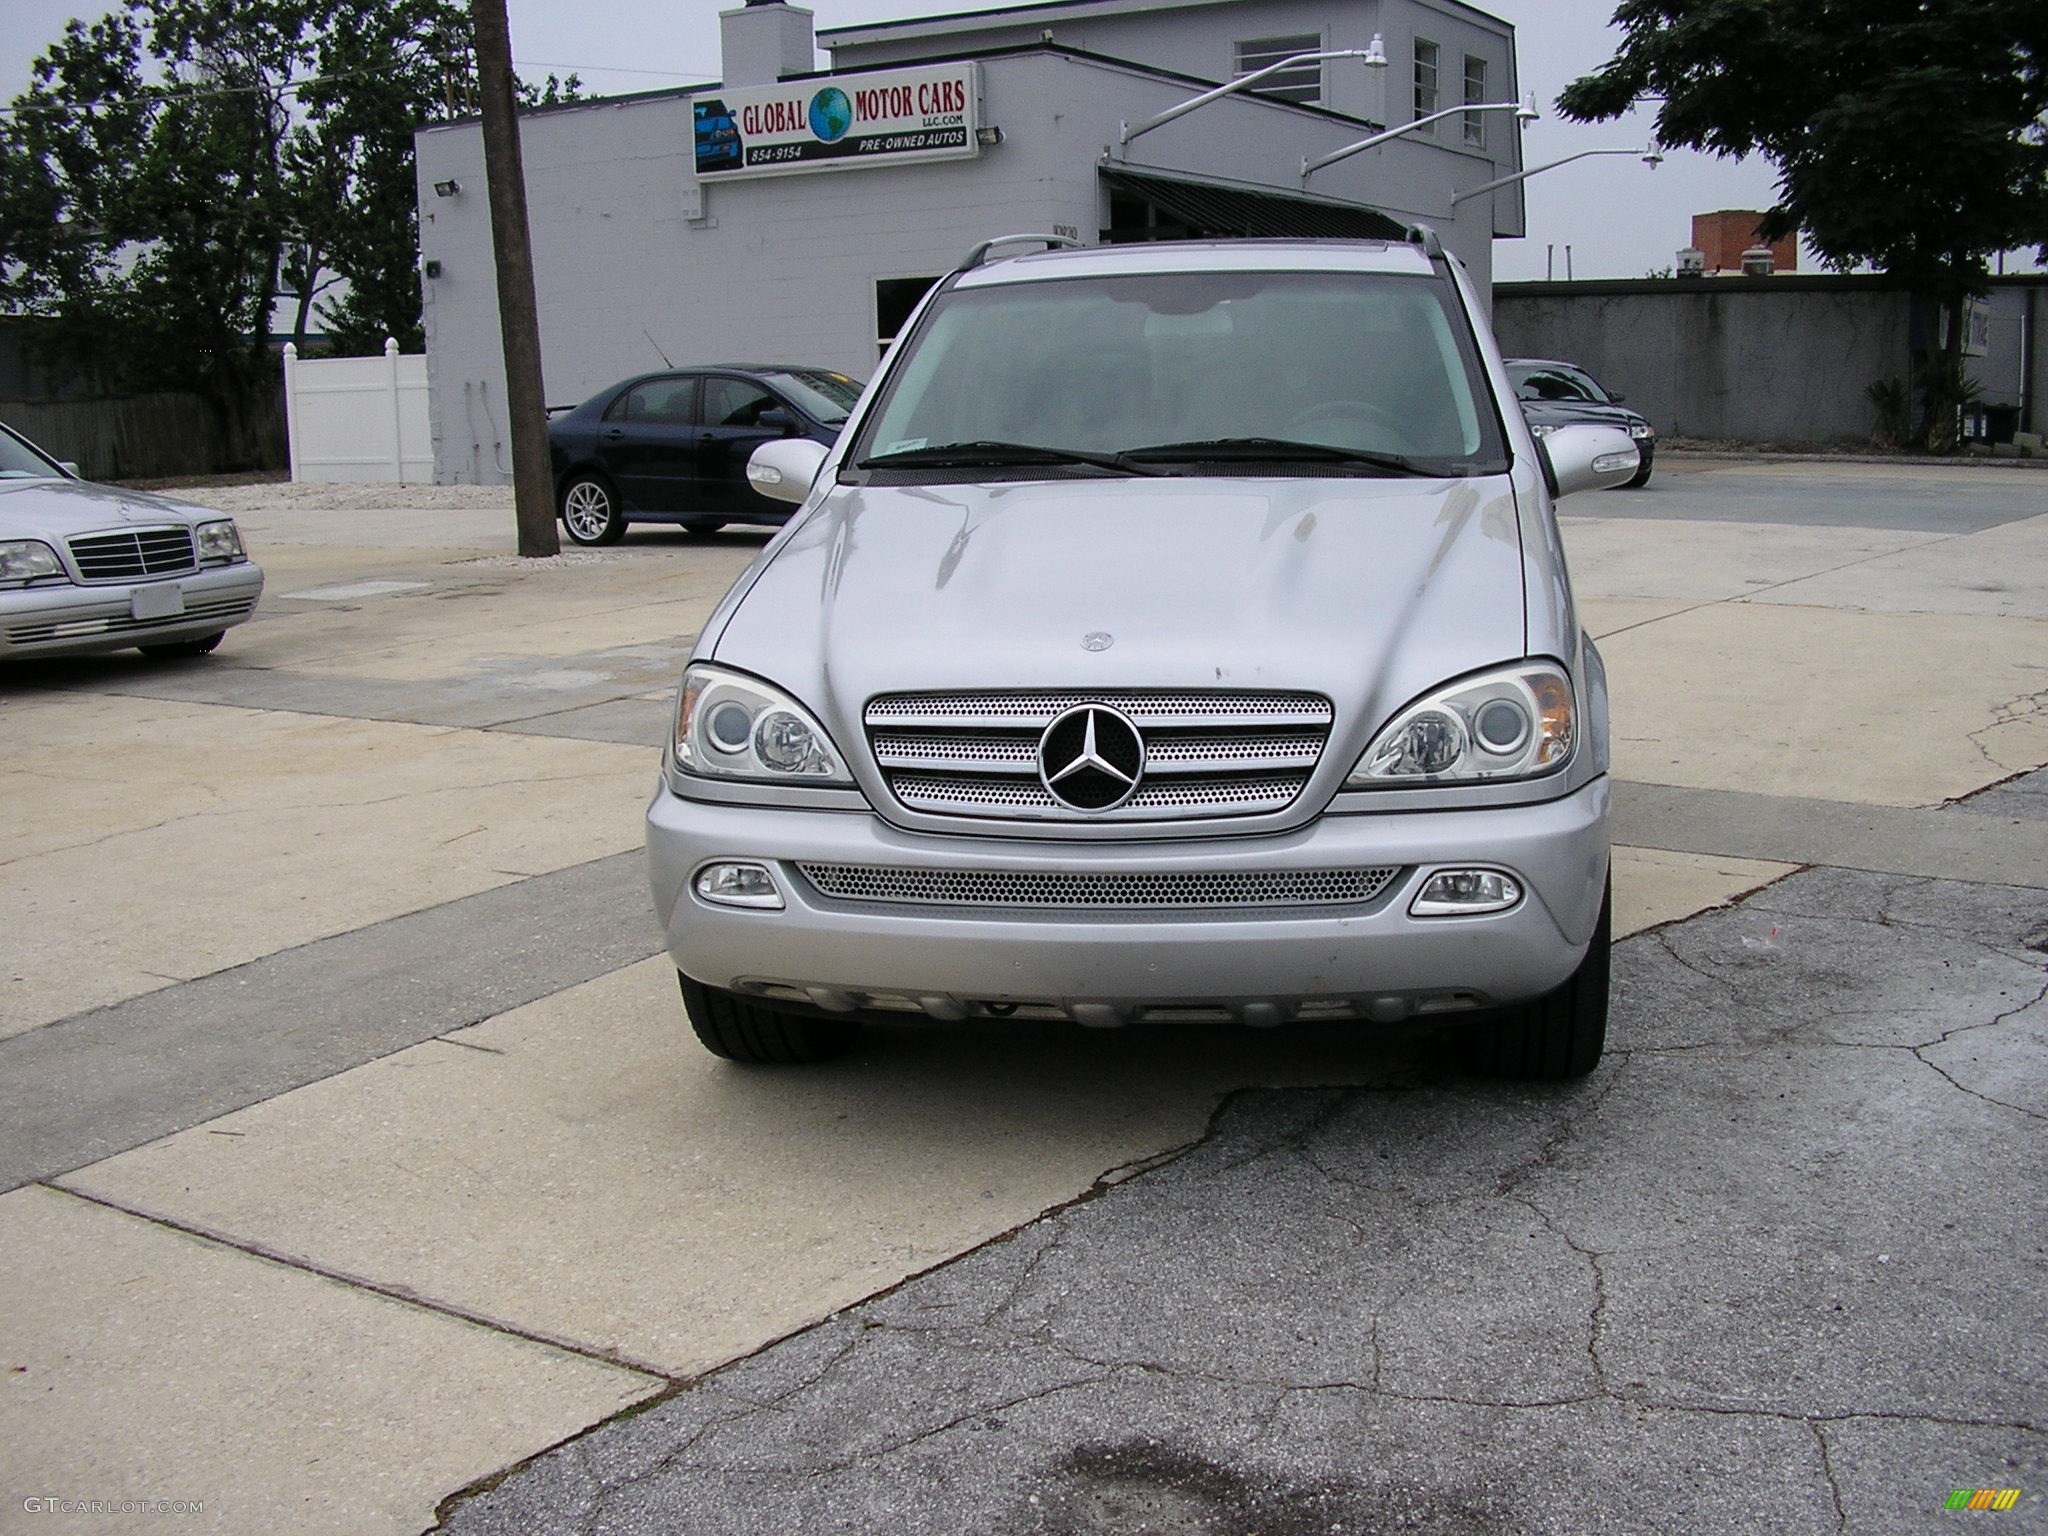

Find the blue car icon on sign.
[{"left": 694, "top": 99, "right": 742, "bottom": 172}]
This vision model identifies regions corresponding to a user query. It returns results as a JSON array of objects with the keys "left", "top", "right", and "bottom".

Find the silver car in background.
[
  {"left": 647, "top": 232, "right": 1639, "bottom": 1078},
  {"left": 0, "top": 422, "right": 263, "bottom": 660}
]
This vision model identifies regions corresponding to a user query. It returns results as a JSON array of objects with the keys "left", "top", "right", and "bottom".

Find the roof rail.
[
  {"left": 1404, "top": 223, "right": 1445, "bottom": 260},
  {"left": 960, "top": 232, "right": 1085, "bottom": 270}
]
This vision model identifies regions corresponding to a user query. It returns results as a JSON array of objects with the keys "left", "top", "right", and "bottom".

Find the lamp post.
[
  {"left": 1301, "top": 95, "right": 1538, "bottom": 178},
  {"left": 1450, "top": 145, "right": 1663, "bottom": 205},
  {"left": 1117, "top": 37, "right": 1388, "bottom": 150}
]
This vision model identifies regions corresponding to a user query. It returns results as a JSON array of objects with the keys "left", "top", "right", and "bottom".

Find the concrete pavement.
[{"left": 2, "top": 457, "right": 2043, "bottom": 1534}]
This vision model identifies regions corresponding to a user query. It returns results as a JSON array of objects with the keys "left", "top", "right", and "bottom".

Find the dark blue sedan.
[{"left": 547, "top": 365, "right": 863, "bottom": 544}]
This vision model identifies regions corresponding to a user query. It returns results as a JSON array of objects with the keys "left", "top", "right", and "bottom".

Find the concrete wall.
[
  {"left": 1493, "top": 275, "right": 2048, "bottom": 445},
  {"left": 419, "top": 45, "right": 1513, "bottom": 483},
  {"left": 1494, "top": 278, "right": 1912, "bottom": 444}
]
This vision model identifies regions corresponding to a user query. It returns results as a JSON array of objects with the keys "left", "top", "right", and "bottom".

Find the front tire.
[
  {"left": 1463, "top": 875, "right": 1610, "bottom": 1080},
  {"left": 678, "top": 973, "right": 862, "bottom": 1064},
  {"left": 1623, "top": 443, "right": 1655, "bottom": 488},
  {"left": 139, "top": 629, "right": 225, "bottom": 659},
  {"left": 559, "top": 473, "right": 625, "bottom": 545}
]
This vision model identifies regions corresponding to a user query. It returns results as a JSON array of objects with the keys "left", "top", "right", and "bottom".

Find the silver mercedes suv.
[{"left": 646, "top": 232, "right": 1639, "bottom": 1078}]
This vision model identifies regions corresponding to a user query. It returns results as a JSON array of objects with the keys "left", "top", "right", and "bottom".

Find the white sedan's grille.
[{"left": 68, "top": 527, "right": 198, "bottom": 581}]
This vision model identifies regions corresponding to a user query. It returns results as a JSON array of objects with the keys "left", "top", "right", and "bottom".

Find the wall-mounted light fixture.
[
  {"left": 423, "top": 259, "right": 444, "bottom": 279},
  {"left": 433, "top": 179, "right": 461, "bottom": 198},
  {"left": 976, "top": 125, "right": 1004, "bottom": 146},
  {"left": 1116, "top": 45, "right": 1388, "bottom": 151},
  {"left": 1303, "top": 94, "right": 1538, "bottom": 178}
]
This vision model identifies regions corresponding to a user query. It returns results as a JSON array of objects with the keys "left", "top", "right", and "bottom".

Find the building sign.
[{"left": 692, "top": 64, "right": 981, "bottom": 180}]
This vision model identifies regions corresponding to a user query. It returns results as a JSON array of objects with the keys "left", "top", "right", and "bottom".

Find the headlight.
[
  {"left": 1628, "top": 422, "right": 1654, "bottom": 440},
  {"left": 0, "top": 540, "right": 65, "bottom": 586},
  {"left": 195, "top": 520, "right": 245, "bottom": 562},
  {"left": 673, "top": 662, "right": 850, "bottom": 784},
  {"left": 1348, "top": 663, "right": 1576, "bottom": 786}
]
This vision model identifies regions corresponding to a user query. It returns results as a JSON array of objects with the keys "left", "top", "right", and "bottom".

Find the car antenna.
[{"left": 643, "top": 329, "right": 674, "bottom": 367}]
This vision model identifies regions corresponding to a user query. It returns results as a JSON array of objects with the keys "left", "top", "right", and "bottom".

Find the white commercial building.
[{"left": 416, "top": 0, "right": 1525, "bottom": 484}]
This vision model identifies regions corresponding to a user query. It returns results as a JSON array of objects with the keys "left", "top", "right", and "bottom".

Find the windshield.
[
  {"left": 0, "top": 425, "right": 64, "bottom": 480},
  {"left": 849, "top": 269, "right": 1505, "bottom": 479},
  {"left": 765, "top": 369, "right": 864, "bottom": 424},
  {"left": 1509, "top": 363, "right": 1612, "bottom": 405}
]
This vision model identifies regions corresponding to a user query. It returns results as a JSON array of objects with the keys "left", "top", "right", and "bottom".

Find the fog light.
[
  {"left": 1410, "top": 868, "right": 1522, "bottom": 917},
  {"left": 694, "top": 862, "right": 784, "bottom": 910}
]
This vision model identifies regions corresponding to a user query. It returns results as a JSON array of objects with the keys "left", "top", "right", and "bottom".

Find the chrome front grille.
[
  {"left": 68, "top": 527, "right": 198, "bottom": 581},
  {"left": 798, "top": 862, "right": 1400, "bottom": 910},
  {"left": 864, "top": 689, "right": 1334, "bottom": 822}
]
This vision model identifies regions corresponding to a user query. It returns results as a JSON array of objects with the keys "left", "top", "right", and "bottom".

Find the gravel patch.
[{"left": 165, "top": 481, "right": 517, "bottom": 513}]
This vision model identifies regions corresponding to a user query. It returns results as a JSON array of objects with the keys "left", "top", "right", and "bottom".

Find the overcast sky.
[{"left": 6, "top": 0, "right": 2029, "bottom": 280}]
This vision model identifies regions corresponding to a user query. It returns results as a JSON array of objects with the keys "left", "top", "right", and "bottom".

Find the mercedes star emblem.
[
  {"left": 1038, "top": 704, "right": 1146, "bottom": 812},
  {"left": 1081, "top": 631, "right": 1114, "bottom": 652}
]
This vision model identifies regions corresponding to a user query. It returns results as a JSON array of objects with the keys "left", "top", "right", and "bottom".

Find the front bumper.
[
  {"left": 647, "top": 778, "right": 1610, "bottom": 1025},
  {"left": 0, "top": 562, "right": 264, "bottom": 658}
]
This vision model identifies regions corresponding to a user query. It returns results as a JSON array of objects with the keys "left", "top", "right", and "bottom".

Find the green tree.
[
  {"left": 1559, "top": 0, "right": 2048, "bottom": 449},
  {"left": 0, "top": 0, "right": 538, "bottom": 462}
]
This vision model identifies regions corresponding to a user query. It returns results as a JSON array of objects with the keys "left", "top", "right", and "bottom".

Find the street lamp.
[
  {"left": 1117, "top": 36, "right": 1388, "bottom": 150},
  {"left": 1449, "top": 144, "right": 1663, "bottom": 205},
  {"left": 1302, "top": 94, "right": 1538, "bottom": 178}
]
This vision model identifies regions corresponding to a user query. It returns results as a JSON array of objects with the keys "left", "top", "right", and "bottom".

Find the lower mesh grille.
[{"left": 797, "top": 863, "right": 1401, "bottom": 910}]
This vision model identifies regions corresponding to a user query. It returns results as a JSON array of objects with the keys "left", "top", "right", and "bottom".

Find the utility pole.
[{"left": 470, "top": 0, "right": 558, "bottom": 557}]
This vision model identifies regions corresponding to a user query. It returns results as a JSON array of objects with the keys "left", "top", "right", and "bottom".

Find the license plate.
[{"left": 131, "top": 583, "right": 185, "bottom": 620}]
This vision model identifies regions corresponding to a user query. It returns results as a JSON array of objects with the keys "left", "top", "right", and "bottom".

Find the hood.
[
  {"left": 711, "top": 474, "right": 1533, "bottom": 785},
  {"left": 1518, "top": 399, "right": 1650, "bottom": 435},
  {"left": 0, "top": 477, "right": 221, "bottom": 538}
]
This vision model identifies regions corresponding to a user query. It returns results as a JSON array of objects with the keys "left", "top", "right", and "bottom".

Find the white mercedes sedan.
[{"left": 0, "top": 421, "right": 263, "bottom": 661}]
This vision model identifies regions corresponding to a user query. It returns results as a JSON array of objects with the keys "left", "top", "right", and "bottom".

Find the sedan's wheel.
[
  {"left": 1622, "top": 444, "right": 1655, "bottom": 489},
  {"left": 678, "top": 973, "right": 862, "bottom": 1064},
  {"left": 559, "top": 474, "right": 625, "bottom": 545},
  {"left": 1463, "top": 874, "right": 1610, "bottom": 1080},
  {"left": 680, "top": 518, "right": 725, "bottom": 536},
  {"left": 138, "top": 630, "right": 225, "bottom": 659}
]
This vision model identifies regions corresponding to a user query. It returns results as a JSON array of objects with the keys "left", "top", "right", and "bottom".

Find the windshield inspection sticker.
[{"left": 883, "top": 438, "right": 928, "bottom": 454}]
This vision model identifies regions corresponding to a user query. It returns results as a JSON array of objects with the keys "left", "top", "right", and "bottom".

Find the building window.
[
  {"left": 877, "top": 276, "right": 939, "bottom": 357},
  {"left": 1235, "top": 34, "right": 1324, "bottom": 106},
  {"left": 1413, "top": 39, "right": 1440, "bottom": 128},
  {"left": 1463, "top": 55, "right": 1488, "bottom": 147}
]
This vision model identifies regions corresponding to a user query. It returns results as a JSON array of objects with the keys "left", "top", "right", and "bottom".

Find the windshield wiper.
[
  {"left": 858, "top": 440, "right": 1164, "bottom": 475},
  {"left": 1116, "top": 437, "right": 1435, "bottom": 476}
]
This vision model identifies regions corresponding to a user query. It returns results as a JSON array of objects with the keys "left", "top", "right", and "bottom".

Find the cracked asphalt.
[{"left": 439, "top": 831, "right": 2048, "bottom": 1535}]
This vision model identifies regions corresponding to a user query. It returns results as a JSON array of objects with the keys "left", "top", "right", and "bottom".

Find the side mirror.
[
  {"left": 1537, "top": 424, "right": 1639, "bottom": 499},
  {"left": 58, "top": 461, "right": 82, "bottom": 478},
  {"left": 747, "top": 437, "right": 830, "bottom": 505},
  {"left": 755, "top": 407, "right": 796, "bottom": 435},
  {"left": 1606, "top": 390, "right": 1626, "bottom": 403}
]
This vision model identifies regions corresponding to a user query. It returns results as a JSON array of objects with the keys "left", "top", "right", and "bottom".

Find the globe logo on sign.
[{"left": 808, "top": 87, "right": 853, "bottom": 143}]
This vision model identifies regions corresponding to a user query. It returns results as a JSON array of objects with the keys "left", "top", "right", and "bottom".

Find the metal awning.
[{"left": 1101, "top": 169, "right": 1406, "bottom": 243}]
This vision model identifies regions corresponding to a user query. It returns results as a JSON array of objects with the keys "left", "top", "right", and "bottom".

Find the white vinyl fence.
[{"left": 282, "top": 339, "right": 432, "bottom": 482}]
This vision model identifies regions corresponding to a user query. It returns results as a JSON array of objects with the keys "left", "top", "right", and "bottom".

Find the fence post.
[
  {"left": 385, "top": 337, "right": 405, "bottom": 483},
  {"left": 282, "top": 342, "right": 301, "bottom": 483}
]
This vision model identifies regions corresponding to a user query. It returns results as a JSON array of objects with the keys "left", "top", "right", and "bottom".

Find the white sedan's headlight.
[
  {"left": 195, "top": 520, "right": 246, "bottom": 562},
  {"left": 1348, "top": 663, "right": 1576, "bottom": 786},
  {"left": 673, "top": 662, "right": 850, "bottom": 784},
  {"left": 0, "top": 540, "right": 65, "bottom": 586}
]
